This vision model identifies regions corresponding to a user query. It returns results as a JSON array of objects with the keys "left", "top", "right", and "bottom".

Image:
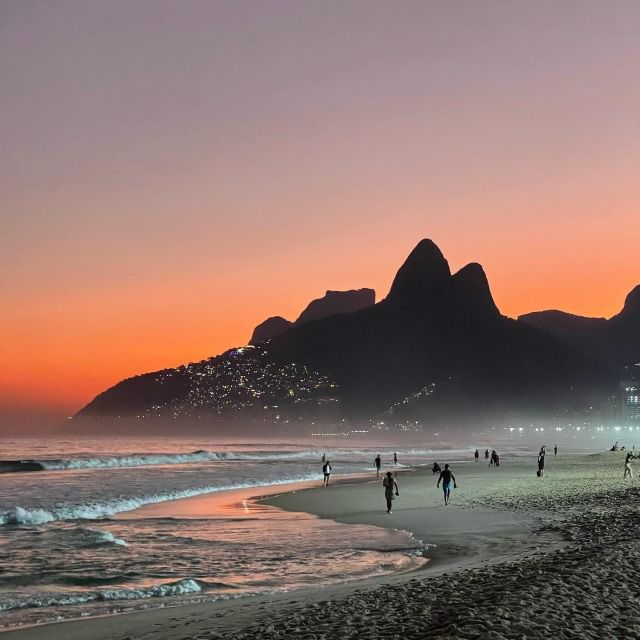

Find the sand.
[{"left": 4, "top": 451, "right": 640, "bottom": 639}]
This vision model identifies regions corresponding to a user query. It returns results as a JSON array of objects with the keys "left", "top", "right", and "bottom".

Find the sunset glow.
[{"left": 2, "top": 1, "right": 639, "bottom": 421}]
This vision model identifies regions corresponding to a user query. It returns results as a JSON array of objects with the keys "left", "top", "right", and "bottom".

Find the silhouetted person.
[
  {"left": 474, "top": 449, "right": 479, "bottom": 463},
  {"left": 393, "top": 452, "right": 398, "bottom": 466},
  {"left": 537, "top": 453, "right": 545, "bottom": 477},
  {"left": 383, "top": 471, "right": 399, "bottom": 514},
  {"left": 485, "top": 449, "right": 489, "bottom": 460},
  {"left": 374, "top": 454, "right": 381, "bottom": 479},
  {"left": 322, "top": 460, "right": 332, "bottom": 487},
  {"left": 437, "top": 464, "right": 457, "bottom": 505},
  {"left": 322, "top": 453, "right": 326, "bottom": 463},
  {"left": 489, "top": 450, "right": 497, "bottom": 467},
  {"left": 624, "top": 452, "right": 635, "bottom": 479},
  {"left": 432, "top": 462, "right": 441, "bottom": 475},
  {"left": 554, "top": 445, "right": 558, "bottom": 457}
]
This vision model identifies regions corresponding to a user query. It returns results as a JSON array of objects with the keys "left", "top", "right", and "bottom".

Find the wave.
[
  {"left": 71, "top": 527, "right": 128, "bottom": 547},
  {"left": 0, "top": 578, "right": 209, "bottom": 613},
  {"left": 0, "top": 474, "right": 321, "bottom": 526},
  {"left": 2, "top": 447, "right": 470, "bottom": 473},
  {"left": 0, "top": 461, "right": 46, "bottom": 473}
]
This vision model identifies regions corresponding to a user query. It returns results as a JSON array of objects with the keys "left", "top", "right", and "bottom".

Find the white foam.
[
  {"left": 0, "top": 473, "right": 321, "bottom": 526},
  {"left": 35, "top": 447, "right": 466, "bottom": 471},
  {"left": 0, "top": 579, "right": 202, "bottom": 612},
  {"left": 73, "top": 527, "right": 127, "bottom": 547}
]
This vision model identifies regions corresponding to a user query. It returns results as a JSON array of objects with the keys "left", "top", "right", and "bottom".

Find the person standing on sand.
[
  {"left": 437, "top": 464, "right": 457, "bottom": 505},
  {"left": 624, "top": 451, "right": 635, "bottom": 479},
  {"left": 554, "top": 445, "right": 558, "bottom": 457},
  {"left": 393, "top": 452, "right": 398, "bottom": 466},
  {"left": 474, "top": 449, "right": 479, "bottom": 463},
  {"left": 537, "top": 451, "right": 545, "bottom": 477},
  {"left": 322, "top": 460, "right": 332, "bottom": 487},
  {"left": 383, "top": 471, "right": 399, "bottom": 514},
  {"left": 374, "top": 454, "right": 381, "bottom": 479},
  {"left": 322, "top": 453, "right": 326, "bottom": 463},
  {"left": 485, "top": 448, "right": 489, "bottom": 460}
]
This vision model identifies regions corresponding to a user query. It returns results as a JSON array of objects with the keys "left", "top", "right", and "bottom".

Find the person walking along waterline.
[
  {"left": 322, "top": 460, "right": 332, "bottom": 487},
  {"left": 374, "top": 454, "right": 381, "bottom": 479},
  {"left": 383, "top": 471, "right": 399, "bottom": 514},
  {"left": 474, "top": 449, "right": 479, "bottom": 463},
  {"left": 437, "top": 464, "right": 457, "bottom": 505},
  {"left": 624, "top": 451, "right": 635, "bottom": 479}
]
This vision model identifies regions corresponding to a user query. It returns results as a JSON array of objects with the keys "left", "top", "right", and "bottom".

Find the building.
[{"left": 621, "top": 364, "right": 640, "bottom": 424}]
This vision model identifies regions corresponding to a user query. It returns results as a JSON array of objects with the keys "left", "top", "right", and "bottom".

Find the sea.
[{"left": 0, "top": 437, "right": 477, "bottom": 629}]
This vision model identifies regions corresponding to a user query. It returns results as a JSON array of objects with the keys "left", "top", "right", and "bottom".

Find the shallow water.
[{"left": 0, "top": 437, "right": 453, "bottom": 627}]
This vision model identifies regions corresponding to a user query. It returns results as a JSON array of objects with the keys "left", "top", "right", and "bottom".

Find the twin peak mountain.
[{"left": 77, "top": 240, "right": 638, "bottom": 427}]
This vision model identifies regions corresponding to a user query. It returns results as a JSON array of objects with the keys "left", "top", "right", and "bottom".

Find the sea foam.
[{"left": 0, "top": 474, "right": 320, "bottom": 526}]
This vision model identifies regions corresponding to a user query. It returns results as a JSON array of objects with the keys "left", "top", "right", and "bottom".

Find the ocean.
[{"left": 0, "top": 437, "right": 473, "bottom": 628}]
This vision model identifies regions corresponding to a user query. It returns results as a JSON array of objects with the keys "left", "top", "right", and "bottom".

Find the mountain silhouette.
[
  {"left": 250, "top": 316, "right": 293, "bottom": 345},
  {"left": 250, "top": 288, "right": 375, "bottom": 344},
  {"left": 265, "top": 239, "right": 607, "bottom": 419},
  {"left": 76, "top": 239, "right": 611, "bottom": 426},
  {"left": 519, "top": 284, "right": 640, "bottom": 367},
  {"left": 295, "top": 289, "right": 375, "bottom": 326}
]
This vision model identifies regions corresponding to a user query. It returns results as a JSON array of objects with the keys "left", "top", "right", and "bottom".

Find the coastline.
[{"left": 4, "top": 452, "right": 638, "bottom": 639}]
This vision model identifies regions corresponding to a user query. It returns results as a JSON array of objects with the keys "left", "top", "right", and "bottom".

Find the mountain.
[
  {"left": 516, "top": 311, "right": 606, "bottom": 351},
  {"left": 519, "top": 284, "right": 640, "bottom": 367},
  {"left": 250, "top": 316, "right": 293, "bottom": 345},
  {"left": 294, "top": 289, "right": 375, "bottom": 326},
  {"left": 249, "top": 288, "right": 375, "bottom": 344},
  {"left": 76, "top": 345, "right": 339, "bottom": 424},
  {"left": 265, "top": 239, "right": 608, "bottom": 419},
  {"left": 75, "top": 239, "right": 612, "bottom": 428}
]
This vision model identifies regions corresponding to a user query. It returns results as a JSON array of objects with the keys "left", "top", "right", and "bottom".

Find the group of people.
[
  {"left": 374, "top": 453, "right": 398, "bottom": 479},
  {"left": 321, "top": 443, "right": 565, "bottom": 514},
  {"left": 383, "top": 463, "right": 457, "bottom": 512}
]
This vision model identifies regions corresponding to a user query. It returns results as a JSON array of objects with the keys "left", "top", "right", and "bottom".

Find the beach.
[{"left": 4, "top": 450, "right": 639, "bottom": 639}]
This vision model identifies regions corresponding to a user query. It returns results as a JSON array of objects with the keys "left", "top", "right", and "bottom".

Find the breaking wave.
[
  {"left": 0, "top": 578, "right": 208, "bottom": 612},
  {"left": 2, "top": 447, "right": 463, "bottom": 473},
  {"left": 0, "top": 474, "right": 320, "bottom": 526}
]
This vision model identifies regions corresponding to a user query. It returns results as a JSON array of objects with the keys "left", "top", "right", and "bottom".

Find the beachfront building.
[
  {"left": 621, "top": 382, "right": 640, "bottom": 424},
  {"left": 620, "top": 364, "right": 640, "bottom": 424}
]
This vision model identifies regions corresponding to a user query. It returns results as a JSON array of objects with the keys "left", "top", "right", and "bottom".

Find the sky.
[{"left": 1, "top": 0, "right": 639, "bottom": 426}]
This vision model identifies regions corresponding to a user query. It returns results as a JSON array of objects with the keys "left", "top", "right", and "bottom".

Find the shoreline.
[
  {"left": 4, "top": 452, "right": 636, "bottom": 639},
  {"left": 0, "top": 470, "right": 426, "bottom": 636}
]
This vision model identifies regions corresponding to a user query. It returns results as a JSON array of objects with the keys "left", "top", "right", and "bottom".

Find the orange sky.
[{"left": 1, "top": 1, "right": 639, "bottom": 420}]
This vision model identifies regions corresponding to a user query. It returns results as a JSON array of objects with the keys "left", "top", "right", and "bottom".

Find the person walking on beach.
[
  {"left": 489, "top": 450, "right": 496, "bottom": 466},
  {"left": 383, "top": 471, "right": 399, "bottom": 514},
  {"left": 437, "top": 464, "right": 457, "bottom": 505},
  {"left": 474, "top": 449, "right": 479, "bottom": 463},
  {"left": 624, "top": 451, "right": 635, "bottom": 479},
  {"left": 554, "top": 444, "right": 558, "bottom": 457},
  {"left": 393, "top": 452, "right": 398, "bottom": 466},
  {"left": 374, "top": 454, "right": 381, "bottom": 479},
  {"left": 322, "top": 460, "right": 332, "bottom": 487},
  {"left": 537, "top": 451, "right": 545, "bottom": 477},
  {"left": 485, "top": 448, "right": 489, "bottom": 460}
]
